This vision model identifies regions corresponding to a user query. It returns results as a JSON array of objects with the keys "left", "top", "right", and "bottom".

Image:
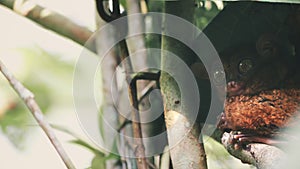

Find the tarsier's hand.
[{"left": 218, "top": 88, "right": 300, "bottom": 148}]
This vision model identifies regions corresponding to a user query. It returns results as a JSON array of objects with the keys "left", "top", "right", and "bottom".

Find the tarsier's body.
[{"left": 216, "top": 34, "right": 300, "bottom": 145}]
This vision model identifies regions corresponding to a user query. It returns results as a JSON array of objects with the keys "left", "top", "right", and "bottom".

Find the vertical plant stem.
[{"left": 118, "top": 39, "right": 148, "bottom": 169}]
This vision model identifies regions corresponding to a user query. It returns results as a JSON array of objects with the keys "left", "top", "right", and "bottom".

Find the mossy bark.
[{"left": 161, "top": 1, "right": 208, "bottom": 169}]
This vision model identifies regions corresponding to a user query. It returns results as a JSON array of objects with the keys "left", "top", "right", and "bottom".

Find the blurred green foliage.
[
  {"left": 194, "top": 1, "right": 224, "bottom": 30},
  {"left": 0, "top": 47, "right": 73, "bottom": 149},
  {"left": 53, "top": 124, "right": 119, "bottom": 169}
]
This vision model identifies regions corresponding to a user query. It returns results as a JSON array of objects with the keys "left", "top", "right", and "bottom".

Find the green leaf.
[
  {"left": 52, "top": 124, "right": 106, "bottom": 156},
  {"left": 53, "top": 124, "right": 120, "bottom": 162},
  {"left": 90, "top": 154, "right": 106, "bottom": 169},
  {"left": 98, "top": 108, "right": 106, "bottom": 142},
  {"left": 120, "top": 0, "right": 127, "bottom": 11},
  {"left": 70, "top": 139, "right": 106, "bottom": 156}
]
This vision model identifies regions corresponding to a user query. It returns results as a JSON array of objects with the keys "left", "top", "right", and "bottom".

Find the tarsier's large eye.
[
  {"left": 213, "top": 68, "right": 226, "bottom": 86},
  {"left": 238, "top": 59, "right": 254, "bottom": 75}
]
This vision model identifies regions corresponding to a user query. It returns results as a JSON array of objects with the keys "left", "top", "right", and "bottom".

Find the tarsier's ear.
[
  {"left": 190, "top": 62, "right": 209, "bottom": 79},
  {"left": 256, "top": 33, "right": 279, "bottom": 58}
]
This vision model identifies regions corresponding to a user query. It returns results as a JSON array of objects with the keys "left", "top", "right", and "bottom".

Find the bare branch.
[
  {"left": 0, "top": 0, "right": 93, "bottom": 47},
  {"left": 95, "top": 15, "right": 123, "bottom": 169},
  {"left": 161, "top": 0, "right": 208, "bottom": 168},
  {"left": 221, "top": 132, "right": 285, "bottom": 169},
  {"left": 126, "top": 1, "right": 166, "bottom": 167},
  {"left": 110, "top": 4, "right": 148, "bottom": 168},
  {"left": 0, "top": 59, "right": 76, "bottom": 169}
]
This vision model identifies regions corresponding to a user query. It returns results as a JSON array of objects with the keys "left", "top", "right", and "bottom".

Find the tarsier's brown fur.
[
  {"left": 190, "top": 7, "right": 300, "bottom": 146},
  {"left": 216, "top": 33, "right": 300, "bottom": 145}
]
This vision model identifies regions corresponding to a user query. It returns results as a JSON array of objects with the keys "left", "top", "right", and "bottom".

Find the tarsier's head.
[
  {"left": 191, "top": 33, "right": 291, "bottom": 97},
  {"left": 212, "top": 33, "right": 290, "bottom": 97}
]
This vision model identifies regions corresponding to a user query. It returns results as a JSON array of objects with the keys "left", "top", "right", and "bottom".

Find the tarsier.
[{"left": 214, "top": 33, "right": 300, "bottom": 148}]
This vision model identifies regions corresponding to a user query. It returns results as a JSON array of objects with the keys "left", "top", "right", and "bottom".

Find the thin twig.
[
  {"left": 117, "top": 80, "right": 158, "bottom": 132},
  {"left": 146, "top": 160, "right": 158, "bottom": 169},
  {"left": 117, "top": 28, "right": 148, "bottom": 169},
  {"left": 0, "top": 60, "right": 75, "bottom": 169},
  {"left": 139, "top": 81, "right": 157, "bottom": 102}
]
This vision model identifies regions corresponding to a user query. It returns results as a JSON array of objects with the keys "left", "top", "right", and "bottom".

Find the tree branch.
[
  {"left": 95, "top": 14, "right": 123, "bottom": 169},
  {"left": 161, "top": 0, "right": 208, "bottom": 168},
  {"left": 220, "top": 132, "right": 285, "bottom": 169},
  {"left": 0, "top": 59, "right": 76, "bottom": 169},
  {"left": 0, "top": 0, "right": 93, "bottom": 47}
]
